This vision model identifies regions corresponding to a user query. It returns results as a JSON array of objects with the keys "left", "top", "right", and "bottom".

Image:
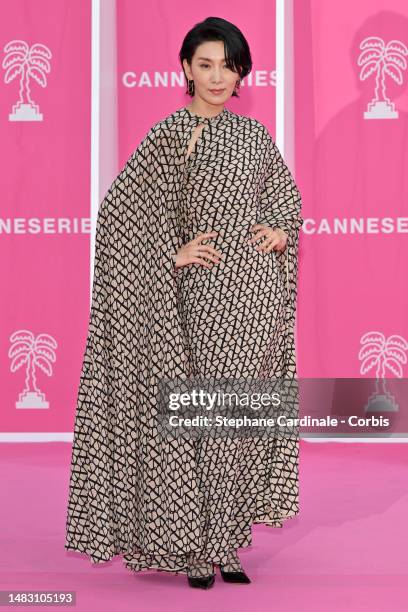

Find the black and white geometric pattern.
[{"left": 65, "top": 105, "right": 304, "bottom": 575}]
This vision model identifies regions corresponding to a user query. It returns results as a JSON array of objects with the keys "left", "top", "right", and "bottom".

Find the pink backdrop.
[
  {"left": 1, "top": 0, "right": 91, "bottom": 432},
  {"left": 295, "top": 0, "right": 408, "bottom": 377}
]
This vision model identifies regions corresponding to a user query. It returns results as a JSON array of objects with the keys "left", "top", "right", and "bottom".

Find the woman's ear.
[{"left": 182, "top": 58, "right": 191, "bottom": 80}]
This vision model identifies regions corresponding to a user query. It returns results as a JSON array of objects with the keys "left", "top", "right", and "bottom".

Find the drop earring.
[{"left": 188, "top": 79, "right": 195, "bottom": 96}]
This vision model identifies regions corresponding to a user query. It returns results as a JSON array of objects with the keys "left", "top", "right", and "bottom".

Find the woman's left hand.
[{"left": 248, "top": 224, "right": 288, "bottom": 253}]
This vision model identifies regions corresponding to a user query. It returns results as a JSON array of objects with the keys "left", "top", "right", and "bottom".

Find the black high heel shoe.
[
  {"left": 220, "top": 566, "right": 251, "bottom": 584},
  {"left": 187, "top": 573, "right": 215, "bottom": 589}
]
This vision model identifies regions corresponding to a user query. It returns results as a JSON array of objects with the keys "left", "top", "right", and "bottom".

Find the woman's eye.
[{"left": 199, "top": 64, "right": 230, "bottom": 69}]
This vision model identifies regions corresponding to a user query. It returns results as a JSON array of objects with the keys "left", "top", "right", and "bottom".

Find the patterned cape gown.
[{"left": 65, "top": 105, "right": 304, "bottom": 574}]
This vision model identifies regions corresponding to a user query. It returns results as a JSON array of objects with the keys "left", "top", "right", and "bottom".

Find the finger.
[
  {"left": 256, "top": 238, "right": 280, "bottom": 252},
  {"left": 250, "top": 233, "right": 274, "bottom": 248},
  {"left": 248, "top": 229, "right": 269, "bottom": 243},
  {"left": 194, "top": 251, "right": 221, "bottom": 264},
  {"left": 259, "top": 235, "right": 278, "bottom": 248},
  {"left": 194, "top": 231, "right": 218, "bottom": 243},
  {"left": 256, "top": 232, "right": 287, "bottom": 252},
  {"left": 247, "top": 233, "right": 264, "bottom": 244},
  {"left": 250, "top": 224, "right": 267, "bottom": 231},
  {"left": 196, "top": 245, "right": 224, "bottom": 258},
  {"left": 262, "top": 243, "right": 281, "bottom": 253},
  {"left": 256, "top": 238, "right": 274, "bottom": 252},
  {"left": 273, "top": 238, "right": 287, "bottom": 251},
  {"left": 190, "top": 256, "right": 213, "bottom": 269}
]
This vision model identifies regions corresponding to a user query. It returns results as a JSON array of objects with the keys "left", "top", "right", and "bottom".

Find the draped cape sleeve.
[
  {"left": 256, "top": 130, "right": 304, "bottom": 377},
  {"left": 65, "top": 122, "right": 194, "bottom": 563}
]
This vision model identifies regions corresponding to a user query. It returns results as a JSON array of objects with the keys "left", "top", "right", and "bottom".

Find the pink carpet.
[{"left": 0, "top": 441, "right": 407, "bottom": 611}]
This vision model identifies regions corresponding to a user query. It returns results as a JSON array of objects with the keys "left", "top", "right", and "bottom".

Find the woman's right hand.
[{"left": 173, "top": 231, "right": 224, "bottom": 270}]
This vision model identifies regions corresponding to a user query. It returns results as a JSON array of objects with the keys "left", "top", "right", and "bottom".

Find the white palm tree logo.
[
  {"left": 358, "top": 36, "right": 408, "bottom": 119},
  {"left": 8, "top": 329, "right": 57, "bottom": 409},
  {"left": 359, "top": 331, "right": 407, "bottom": 413},
  {"left": 2, "top": 39, "right": 52, "bottom": 122}
]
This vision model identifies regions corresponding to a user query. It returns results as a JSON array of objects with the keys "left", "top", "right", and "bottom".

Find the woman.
[{"left": 65, "top": 16, "right": 303, "bottom": 590}]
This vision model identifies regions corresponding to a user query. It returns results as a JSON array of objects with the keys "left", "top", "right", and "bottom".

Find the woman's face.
[{"left": 183, "top": 40, "right": 240, "bottom": 106}]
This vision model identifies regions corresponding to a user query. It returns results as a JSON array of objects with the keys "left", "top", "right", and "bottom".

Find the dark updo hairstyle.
[{"left": 179, "top": 16, "right": 252, "bottom": 98}]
